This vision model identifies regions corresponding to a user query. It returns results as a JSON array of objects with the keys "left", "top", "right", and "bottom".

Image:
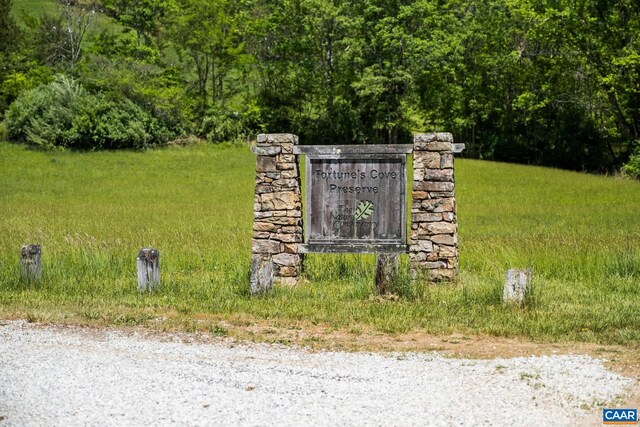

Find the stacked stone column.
[
  {"left": 410, "top": 133, "right": 459, "bottom": 281},
  {"left": 251, "top": 134, "right": 303, "bottom": 288}
]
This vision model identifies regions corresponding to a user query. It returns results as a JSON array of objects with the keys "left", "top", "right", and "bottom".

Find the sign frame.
[{"left": 294, "top": 144, "right": 412, "bottom": 254}]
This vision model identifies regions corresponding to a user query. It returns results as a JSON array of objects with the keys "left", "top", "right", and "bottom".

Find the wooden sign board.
[{"left": 294, "top": 145, "right": 411, "bottom": 253}]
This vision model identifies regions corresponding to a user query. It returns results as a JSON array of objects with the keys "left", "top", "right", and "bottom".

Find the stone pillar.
[
  {"left": 251, "top": 134, "right": 303, "bottom": 287},
  {"left": 410, "top": 133, "right": 459, "bottom": 281}
]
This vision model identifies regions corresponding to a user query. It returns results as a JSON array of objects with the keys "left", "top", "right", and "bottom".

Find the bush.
[
  {"left": 200, "top": 104, "right": 263, "bottom": 143},
  {"left": 622, "top": 145, "right": 640, "bottom": 179},
  {"left": 6, "top": 75, "right": 173, "bottom": 149},
  {"left": 0, "top": 64, "right": 54, "bottom": 119},
  {"left": 78, "top": 55, "right": 192, "bottom": 136},
  {"left": 70, "top": 96, "right": 172, "bottom": 149},
  {"left": 8, "top": 75, "right": 84, "bottom": 148}
]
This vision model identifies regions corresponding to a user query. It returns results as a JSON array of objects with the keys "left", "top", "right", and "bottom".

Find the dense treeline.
[{"left": 0, "top": 0, "right": 638, "bottom": 176}]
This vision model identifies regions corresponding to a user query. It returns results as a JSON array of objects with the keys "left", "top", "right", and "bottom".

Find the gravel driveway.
[{"left": 0, "top": 320, "right": 634, "bottom": 426}]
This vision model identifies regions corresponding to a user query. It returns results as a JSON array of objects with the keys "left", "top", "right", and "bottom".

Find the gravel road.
[{"left": 0, "top": 320, "right": 634, "bottom": 426}]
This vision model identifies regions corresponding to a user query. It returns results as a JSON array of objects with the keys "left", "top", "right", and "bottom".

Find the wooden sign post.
[
  {"left": 296, "top": 145, "right": 411, "bottom": 294},
  {"left": 20, "top": 244, "right": 42, "bottom": 283}
]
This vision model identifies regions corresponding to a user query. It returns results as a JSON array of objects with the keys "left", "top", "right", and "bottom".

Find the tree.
[
  {"left": 168, "top": 0, "right": 250, "bottom": 117},
  {"left": 0, "top": 0, "right": 23, "bottom": 116},
  {"left": 563, "top": 0, "right": 640, "bottom": 161},
  {"left": 250, "top": 0, "right": 417, "bottom": 144},
  {"left": 408, "top": 0, "right": 631, "bottom": 171},
  {"left": 102, "top": 0, "right": 169, "bottom": 51},
  {"left": 34, "top": 1, "right": 96, "bottom": 70}
]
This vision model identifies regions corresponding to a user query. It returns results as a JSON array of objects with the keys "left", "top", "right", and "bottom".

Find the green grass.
[
  {"left": 0, "top": 142, "right": 639, "bottom": 345},
  {"left": 11, "top": 0, "right": 58, "bottom": 22},
  {"left": 12, "top": 0, "right": 124, "bottom": 40}
]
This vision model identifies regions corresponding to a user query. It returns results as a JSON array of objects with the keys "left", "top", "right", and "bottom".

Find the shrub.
[
  {"left": 622, "top": 143, "right": 640, "bottom": 180},
  {"left": 200, "top": 105, "right": 261, "bottom": 143},
  {"left": 6, "top": 76, "right": 77, "bottom": 148},
  {"left": 6, "top": 75, "right": 173, "bottom": 149},
  {"left": 70, "top": 96, "right": 173, "bottom": 149},
  {"left": 78, "top": 55, "right": 192, "bottom": 135},
  {"left": 0, "top": 65, "right": 55, "bottom": 119}
]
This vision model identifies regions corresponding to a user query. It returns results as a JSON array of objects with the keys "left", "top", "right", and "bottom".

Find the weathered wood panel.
[
  {"left": 250, "top": 254, "right": 273, "bottom": 294},
  {"left": 20, "top": 244, "right": 42, "bottom": 282},
  {"left": 300, "top": 153, "right": 407, "bottom": 160},
  {"left": 376, "top": 253, "right": 399, "bottom": 294},
  {"left": 137, "top": 248, "right": 160, "bottom": 291},
  {"left": 295, "top": 145, "right": 413, "bottom": 156},
  {"left": 299, "top": 243, "right": 408, "bottom": 254},
  {"left": 503, "top": 268, "right": 532, "bottom": 305},
  {"left": 305, "top": 157, "right": 407, "bottom": 250}
]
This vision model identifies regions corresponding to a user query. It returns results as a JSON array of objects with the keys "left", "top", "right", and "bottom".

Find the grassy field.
[
  {"left": 0, "top": 141, "right": 639, "bottom": 345},
  {"left": 11, "top": 0, "right": 124, "bottom": 43},
  {"left": 10, "top": 0, "right": 58, "bottom": 22}
]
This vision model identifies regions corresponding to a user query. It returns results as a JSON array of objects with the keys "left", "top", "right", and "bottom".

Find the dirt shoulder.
[
  {"left": 229, "top": 321, "right": 640, "bottom": 375},
  {"left": 185, "top": 318, "right": 640, "bottom": 411}
]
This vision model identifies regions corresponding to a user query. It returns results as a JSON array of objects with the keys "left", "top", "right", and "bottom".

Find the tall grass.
[{"left": 0, "top": 142, "right": 639, "bottom": 345}]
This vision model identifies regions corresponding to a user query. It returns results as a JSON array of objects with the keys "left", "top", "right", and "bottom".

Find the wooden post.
[
  {"left": 137, "top": 248, "right": 160, "bottom": 291},
  {"left": 250, "top": 254, "right": 273, "bottom": 294},
  {"left": 503, "top": 268, "right": 532, "bottom": 306},
  {"left": 375, "top": 253, "right": 398, "bottom": 294},
  {"left": 20, "top": 244, "right": 42, "bottom": 282}
]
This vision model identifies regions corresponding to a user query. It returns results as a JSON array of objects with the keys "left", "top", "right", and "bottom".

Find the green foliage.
[
  {"left": 30, "top": 2, "right": 96, "bottom": 69},
  {"left": 0, "top": 0, "right": 23, "bottom": 116},
  {"left": 409, "top": 0, "right": 634, "bottom": 171},
  {"left": 32, "top": 12, "right": 68, "bottom": 66},
  {"left": 2, "top": 0, "right": 640, "bottom": 165},
  {"left": 6, "top": 75, "right": 172, "bottom": 149},
  {"left": 89, "top": 29, "right": 161, "bottom": 62},
  {"left": 78, "top": 54, "right": 191, "bottom": 134},
  {"left": 0, "top": 0, "right": 20, "bottom": 54},
  {"left": 5, "top": 76, "right": 73, "bottom": 147},
  {"left": 199, "top": 104, "right": 263, "bottom": 143},
  {"left": 622, "top": 143, "right": 640, "bottom": 179},
  {"left": 166, "top": 0, "right": 252, "bottom": 116},
  {"left": 0, "top": 62, "right": 53, "bottom": 118},
  {"left": 1, "top": 0, "right": 97, "bottom": 117},
  {"left": 101, "top": 0, "right": 169, "bottom": 48},
  {"left": 249, "top": 0, "right": 418, "bottom": 144},
  {"left": 70, "top": 95, "right": 173, "bottom": 149}
]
